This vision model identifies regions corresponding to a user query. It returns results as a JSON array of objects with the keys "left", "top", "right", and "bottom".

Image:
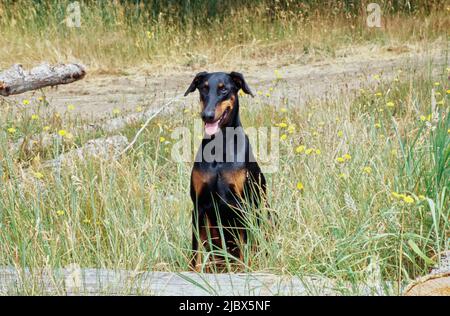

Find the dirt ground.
[{"left": 8, "top": 45, "right": 448, "bottom": 118}]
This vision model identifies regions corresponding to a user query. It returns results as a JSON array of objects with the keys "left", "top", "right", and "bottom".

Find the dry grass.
[{"left": 0, "top": 1, "right": 448, "bottom": 72}]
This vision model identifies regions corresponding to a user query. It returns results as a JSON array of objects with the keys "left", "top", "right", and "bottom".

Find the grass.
[
  {"left": 0, "top": 1, "right": 448, "bottom": 71},
  {"left": 0, "top": 60, "right": 448, "bottom": 294}
]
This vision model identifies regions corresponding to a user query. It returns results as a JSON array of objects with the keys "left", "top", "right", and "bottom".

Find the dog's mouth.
[{"left": 204, "top": 108, "right": 229, "bottom": 136}]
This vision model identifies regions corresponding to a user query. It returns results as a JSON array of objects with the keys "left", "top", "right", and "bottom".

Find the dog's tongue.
[{"left": 205, "top": 121, "right": 219, "bottom": 135}]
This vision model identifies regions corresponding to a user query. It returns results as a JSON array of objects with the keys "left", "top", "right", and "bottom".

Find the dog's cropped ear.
[
  {"left": 230, "top": 71, "right": 254, "bottom": 97},
  {"left": 184, "top": 71, "right": 208, "bottom": 96}
]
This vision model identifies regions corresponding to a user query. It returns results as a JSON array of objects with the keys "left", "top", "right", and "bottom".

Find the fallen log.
[{"left": 0, "top": 63, "right": 86, "bottom": 96}]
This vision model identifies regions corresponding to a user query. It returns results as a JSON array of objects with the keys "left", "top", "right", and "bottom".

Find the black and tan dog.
[{"left": 184, "top": 71, "right": 266, "bottom": 272}]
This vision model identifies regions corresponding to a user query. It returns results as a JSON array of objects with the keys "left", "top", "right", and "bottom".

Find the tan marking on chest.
[
  {"left": 192, "top": 169, "right": 212, "bottom": 196},
  {"left": 222, "top": 169, "right": 247, "bottom": 197}
]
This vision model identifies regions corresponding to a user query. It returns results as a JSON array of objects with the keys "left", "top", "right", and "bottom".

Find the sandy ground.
[{"left": 7, "top": 45, "right": 448, "bottom": 119}]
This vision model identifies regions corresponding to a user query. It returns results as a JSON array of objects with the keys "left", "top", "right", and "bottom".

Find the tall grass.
[
  {"left": 0, "top": 0, "right": 448, "bottom": 71},
  {"left": 0, "top": 61, "right": 448, "bottom": 294}
]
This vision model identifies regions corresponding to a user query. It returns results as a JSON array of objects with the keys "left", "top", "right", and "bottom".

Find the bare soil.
[{"left": 8, "top": 45, "right": 448, "bottom": 118}]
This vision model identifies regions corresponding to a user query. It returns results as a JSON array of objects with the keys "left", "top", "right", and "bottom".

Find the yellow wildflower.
[
  {"left": 22, "top": 99, "right": 30, "bottom": 105},
  {"left": 33, "top": 172, "right": 44, "bottom": 180},
  {"left": 257, "top": 91, "right": 263, "bottom": 96},
  {"left": 280, "top": 107, "right": 288, "bottom": 113},
  {"left": 386, "top": 101, "right": 395, "bottom": 108},
  {"left": 375, "top": 92, "right": 382, "bottom": 97},
  {"left": 238, "top": 89, "right": 245, "bottom": 97},
  {"left": 31, "top": 114, "right": 39, "bottom": 120},
  {"left": 363, "top": 166, "right": 372, "bottom": 175},
  {"left": 295, "top": 145, "right": 305, "bottom": 154},
  {"left": 403, "top": 195, "right": 414, "bottom": 204},
  {"left": 337, "top": 131, "right": 344, "bottom": 138},
  {"left": 159, "top": 136, "right": 166, "bottom": 143},
  {"left": 136, "top": 105, "right": 143, "bottom": 112},
  {"left": 287, "top": 125, "right": 295, "bottom": 134},
  {"left": 113, "top": 108, "right": 121, "bottom": 115},
  {"left": 305, "top": 148, "right": 314, "bottom": 155},
  {"left": 436, "top": 100, "right": 444, "bottom": 106},
  {"left": 374, "top": 123, "right": 381, "bottom": 129},
  {"left": 418, "top": 195, "right": 426, "bottom": 201},
  {"left": 338, "top": 173, "right": 348, "bottom": 179},
  {"left": 7, "top": 127, "right": 16, "bottom": 134},
  {"left": 280, "top": 134, "right": 287, "bottom": 141},
  {"left": 265, "top": 93, "right": 271, "bottom": 97},
  {"left": 83, "top": 218, "right": 91, "bottom": 224},
  {"left": 43, "top": 126, "right": 51, "bottom": 132},
  {"left": 434, "top": 82, "right": 440, "bottom": 86},
  {"left": 446, "top": 89, "right": 450, "bottom": 95},
  {"left": 67, "top": 104, "right": 75, "bottom": 111},
  {"left": 343, "top": 153, "right": 351, "bottom": 161},
  {"left": 58, "top": 130, "right": 67, "bottom": 137},
  {"left": 56, "top": 210, "right": 65, "bottom": 216},
  {"left": 296, "top": 182, "right": 304, "bottom": 191},
  {"left": 336, "top": 157, "right": 345, "bottom": 163},
  {"left": 315, "top": 149, "right": 321, "bottom": 155},
  {"left": 278, "top": 122, "right": 288, "bottom": 128}
]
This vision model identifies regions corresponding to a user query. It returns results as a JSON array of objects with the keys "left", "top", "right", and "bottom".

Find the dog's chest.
[{"left": 192, "top": 164, "right": 248, "bottom": 199}]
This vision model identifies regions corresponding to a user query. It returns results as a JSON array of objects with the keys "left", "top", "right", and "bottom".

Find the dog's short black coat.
[{"left": 184, "top": 71, "right": 266, "bottom": 271}]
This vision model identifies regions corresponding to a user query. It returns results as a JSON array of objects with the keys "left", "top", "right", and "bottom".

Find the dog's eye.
[{"left": 220, "top": 87, "right": 228, "bottom": 94}]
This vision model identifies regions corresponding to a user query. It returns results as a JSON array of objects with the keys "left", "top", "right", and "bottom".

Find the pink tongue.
[{"left": 205, "top": 121, "right": 219, "bottom": 135}]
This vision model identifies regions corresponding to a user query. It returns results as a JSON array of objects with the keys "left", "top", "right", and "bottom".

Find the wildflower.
[
  {"left": 257, "top": 91, "right": 263, "bottom": 96},
  {"left": 436, "top": 100, "right": 444, "bottom": 106},
  {"left": 287, "top": 125, "right": 295, "bottom": 134},
  {"left": 386, "top": 101, "right": 395, "bottom": 108},
  {"left": 420, "top": 115, "right": 426, "bottom": 122},
  {"left": 146, "top": 31, "right": 153, "bottom": 39},
  {"left": 31, "top": 114, "right": 39, "bottom": 120},
  {"left": 7, "top": 127, "right": 16, "bottom": 134},
  {"left": 43, "top": 126, "right": 51, "bottom": 132},
  {"left": 280, "top": 134, "right": 287, "bottom": 141},
  {"left": 336, "top": 157, "right": 345, "bottom": 163},
  {"left": 403, "top": 195, "right": 414, "bottom": 204},
  {"left": 363, "top": 166, "right": 372, "bottom": 175},
  {"left": 238, "top": 90, "right": 245, "bottom": 97},
  {"left": 33, "top": 172, "right": 44, "bottom": 180},
  {"left": 274, "top": 69, "right": 282, "bottom": 80},
  {"left": 374, "top": 123, "right": 381, "bottom": 129},
  {"left": 448, "top": 129, "right": 450, "bottom": 135},
  {"left": 418, "top": 195, "right": 426, "bottom": 201},
  {"left": 372, "top": 74, "right": 380, "bottom": 80},
  {"left": 67, "top": 104, "right": 75, "bottom": 111},
  {"left": 276, "top": 122, "right": 288, "bottom": 128},
  {"left": 113, "top": 108, "right": 121, "bottom": 115},
  {"left": 315, "top": 149, "right": 321, "bottom": 155},
  {"left": 343, "top": 153, "right": 351, "bottom": 161},
  {"left": 280, "top": 107, "right": 288, "bottom": 113},
  {"left": 435, "top": 92, "right": 441, "bottom": 96},
  {"left": 269, "top": 87, "right": 274, "bottom": 92},
  {"left": 378, "top": 108, "right": 384, "bottom": 113},
  {"left": 305, "top": 148, "right": 314, "bottom": 155},
  {"left": 136, "top": 105, "right": 143, "bottom": 112},
  {"left": 434, "top": 82, "right": 440, "bottom": 86},
  {"left": 338, "top": 173, "right": 348, "bottom": 179},
  {"left": 265, "top": 93, "right": 271, "bottom": 97},
  {"left": 296, "top": 182, "right": 304, "bottom": 191},
  {"left": 337, "top": 131, "right": 344, "bottom": 138},
  {"left": 56, "top": 210, "right": 65, "bottom": 216},
  {"left": 58, "top": 130, "right": 67, "bottom": 137},
  {"left": 83, "top": 218, "right": 91, "bottom": 224},
  {"left": 391, "top": 191, "right": 402, "bottom": 199},
  {"left": 446, "top": 89, "right": 450, "bottom": 95},
  {"left": 375, "top": 92, "right": 382, "bottom": 97},
  {"left": 22, "top": 99, "right": 30, "bottom": 105},
  {"left": 159, "top": 136, "right": 166, "bottom": 143},
  {"left": 38, "top": 96, "right": 44, "bottom": 102}
]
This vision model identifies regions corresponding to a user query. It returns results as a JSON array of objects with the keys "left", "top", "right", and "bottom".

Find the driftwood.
[
  {"left": 0, "top": 267, "right": 391, "bottom": 296},
  {"left": 0, "top": 63, "right": 86, "bottom": 96}
]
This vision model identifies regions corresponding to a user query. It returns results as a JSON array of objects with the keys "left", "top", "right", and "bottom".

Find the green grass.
[{"left": 0, "top": 62, "right": 448, "bottom": 295}]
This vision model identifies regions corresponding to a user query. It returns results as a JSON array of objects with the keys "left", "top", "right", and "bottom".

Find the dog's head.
[{"left": 184, "top": 72, "right": 253, "bottom": 135}]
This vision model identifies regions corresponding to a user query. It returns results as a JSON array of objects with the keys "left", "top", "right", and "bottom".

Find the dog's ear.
[
  {"left": 230, "top": 71, "right": 254, "bottom": 97},
  {"left": 184, "top": 72, "right": 208, "bottom": 96}
]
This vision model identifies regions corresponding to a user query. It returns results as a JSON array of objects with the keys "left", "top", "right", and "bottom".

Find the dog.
[{"left": 184, "top": 71, "right": 267, "bottom": 272}]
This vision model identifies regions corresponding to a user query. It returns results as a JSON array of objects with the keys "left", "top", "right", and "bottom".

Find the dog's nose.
[{"left": 201, "top": 111, "right": 215, "bottom": 122}]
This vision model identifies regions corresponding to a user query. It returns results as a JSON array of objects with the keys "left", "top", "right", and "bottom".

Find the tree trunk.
[{"left": 0, "top": 63, "right": 86, "bottom": 96}]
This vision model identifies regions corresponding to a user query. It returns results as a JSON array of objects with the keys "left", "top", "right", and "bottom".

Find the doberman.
[{"left": 184, "top": 71, "right": 267, "bottom": 272}]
